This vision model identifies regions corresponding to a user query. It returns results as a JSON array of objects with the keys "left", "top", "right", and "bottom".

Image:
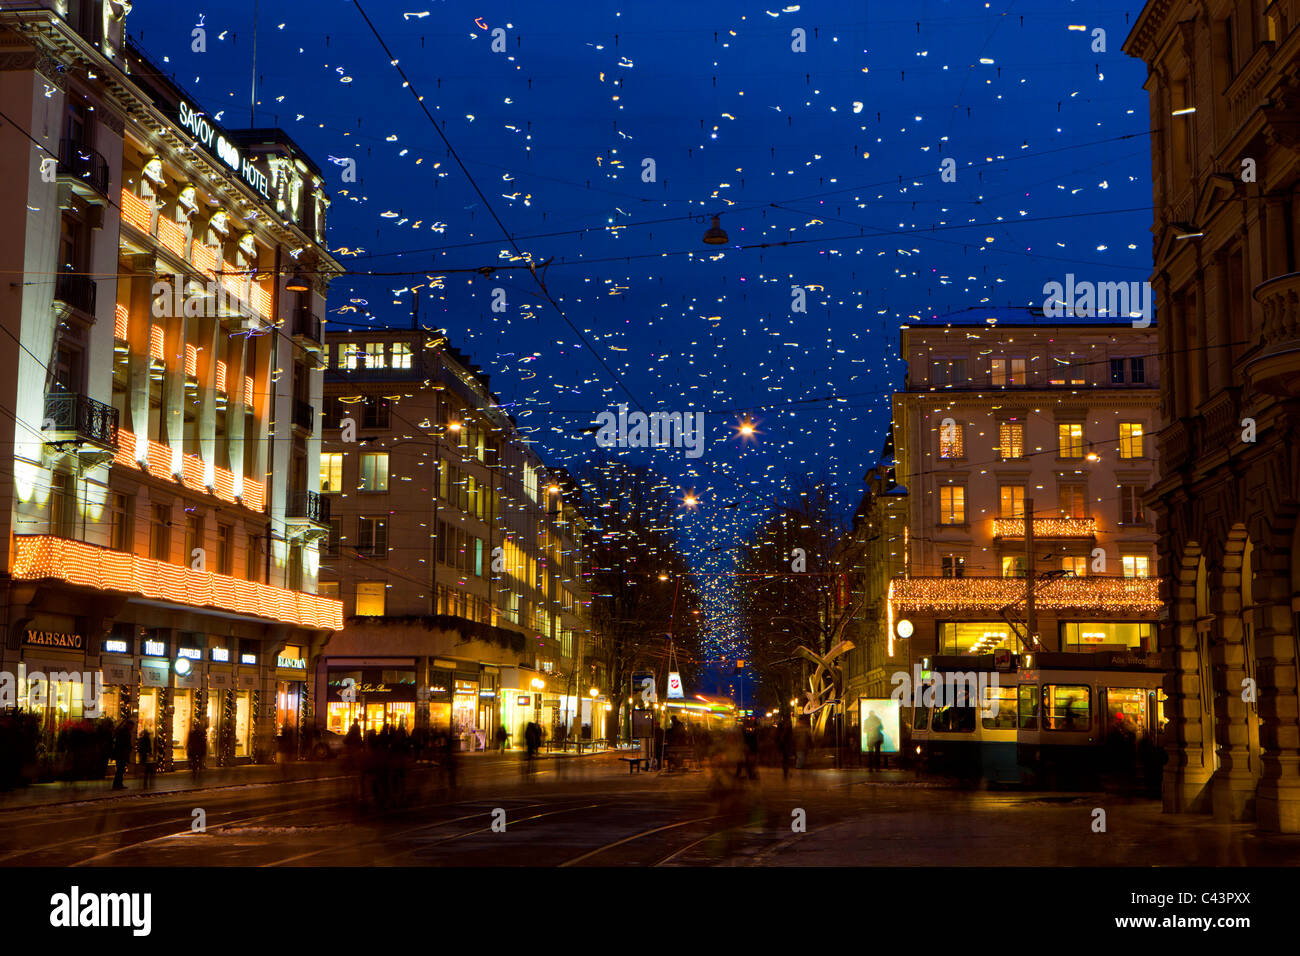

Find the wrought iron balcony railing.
[
  {"left": 43, "top": 392, "right": 119, "bottom": 450},
  {"left": 286, "top": 490, "right": 330, "bottom": 524},
  {"left": 291, "top": 398, "right": 316, "bottom": 432},
  {"left": 55, "top": 273, "right": 97, "bottom": 316},
  {"left": 59, "top": 139, "right": 110, "bottom": 195}
]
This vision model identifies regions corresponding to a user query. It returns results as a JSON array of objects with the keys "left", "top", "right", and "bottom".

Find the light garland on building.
[
  {"left": 113, "top": 428, "right": 265, "bottom": 513},
  {"left": 991, "top": 517, "right": 1097, "bottom": 538},
  {"left": 888, "top": 575, "right": 1161, "bottom": 613},
  {"left": 12, "top": 535, "right": 342, "bottom": 629}
]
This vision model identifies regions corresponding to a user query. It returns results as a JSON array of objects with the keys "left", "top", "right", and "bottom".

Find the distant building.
[
  {"left": 1126, "top": 2, "right": 1300, "bottom": 830},
  {"left": 0, "top": 0, "right": 341, "bottom": 768},
  {"left": 846, "top": 317, "right": 1163, "bottom": 730},
  {"left": 317, "top": 328, "right": 601, "bottom": 749}
]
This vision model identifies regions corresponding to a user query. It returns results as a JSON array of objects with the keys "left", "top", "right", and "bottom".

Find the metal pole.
[{"left": 1024, "top": 498, "right": 1037, "bottom": 648}]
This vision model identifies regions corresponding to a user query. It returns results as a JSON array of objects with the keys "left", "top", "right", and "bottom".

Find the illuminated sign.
[
  {"left": 211, "top": 648, "right": 230, "bottom": 662},
  {"left": 176, "top": 100, "right": 270, "bottom": 200},
  {"left": 667, "top": 671, "right": 684, "bottom": 699},
  {"left": 277, "top": 656, "right": 307, "bottom": 670},
  {"left": 896, "top": 619, "right": 914, "bottom": 638},
  {"left": 103, "top": 639, "right": 128, "bottom": 654},
  {"left": 143, "top": 640, "right": 166, "bottom": 657},
  {"left": 23, "top": 630, "right": 83, "bottom": 650},
  {"left": 177, "top": 647, "right": 201, "bottom": 660},
  {"left": 517, "top": 695, "right": 531, "bottom": 706},
  {"left": 240, "top": 653, "right": 257, "bottom": 665},
  {"left": 478, "top": 690, "right": 496, "bottom": 698}
]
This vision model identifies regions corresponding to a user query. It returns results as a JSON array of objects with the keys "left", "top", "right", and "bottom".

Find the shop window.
[
  {"left": 356, "top": 581, "right": 386, "bottom": 616},
  {"left": 1042, "top": 684, "right": 1090, "bottom": 731},
  {"left": 359, "top": 453, "right": 388, "bottom": 492}
]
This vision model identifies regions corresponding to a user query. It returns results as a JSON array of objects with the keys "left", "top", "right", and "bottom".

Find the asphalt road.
[{"left": 2, "top": 753, "right": 1299, "bottom": 866}]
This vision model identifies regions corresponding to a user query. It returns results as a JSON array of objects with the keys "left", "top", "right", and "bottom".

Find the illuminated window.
[
  {"left": 1001, "top": 555, "right": 1026, "bottom": 578},
  {"left": 364, "top": 343, "right": 386, "bottom": 369},
  {"left": 1057, "top": 423, "right": 1084, "bottom": 459},
  {"left": 1058, "top": 483, "right": 1087, "bottom": 518},
  {"left": 319, "top": 453, "right": 343, "bottom": 493},
  {"left": 1061, "top": 556, "right": 1087, "bottom": 576},
  {"left": 391, "top": 342, "right": 412, "bottom": 368},
  {"left": 939, "top": 421, "right": 964, "bottom": 458},
  {"left": 939, "top": 486, "right": 965, "bottom": 524},
  {"left": 999, "top": 485, "right": 1025, "bottom": 519},
  {"left": 1062, "top": 622, "right": 1155, "bottom": 650},
  {"left": 1119, "top": 485, "right": 1145, "bottom": 524},
  {"left": 991, "top": 357, "right": 1025, "bottom": 386},
  {"left": 1122, "top": 554, "right": 1151, "bottom": 578},
  {"left": 341, "top": 343, "right": 360, "bottom": 370},
  {"left": 355, "top": 581, "right": 386, "bottom": 616},
  {"left": 359, "top": 453, "right": 388, "bottom": 492},
  {"left": 998, "top": 421, "right": 1024, "bottom": 459},
  {"left": 1119, "top": 423, "right": 1144, "bottom": 459},
  {"left": 1043, "top": 685, "right": 1091, "bottom": 731}
]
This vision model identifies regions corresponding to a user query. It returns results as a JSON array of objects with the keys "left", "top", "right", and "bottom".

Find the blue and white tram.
[{"left": 907, "top": 651, "right": 1167, "bottom": 789}]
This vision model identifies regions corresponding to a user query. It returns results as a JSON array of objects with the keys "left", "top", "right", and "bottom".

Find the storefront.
[
  {"left": 324, "top": 659, "right": 417, "bottom": 734},
  {"left": 275, "top": 645, "right": 308, "bottom": 737},
  {"left": 427, "top": 666, "right": 453, "bottom": 730},
  {"left": 171, "top": 639, "right": 204, "bottom": 763},
  {"left": 453, "top": 674, "right": 479, "bottom": 747}
]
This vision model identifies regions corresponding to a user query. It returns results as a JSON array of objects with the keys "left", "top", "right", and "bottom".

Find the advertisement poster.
[{"left": 859, "top": 698, "right": 900, "bottom": 754}]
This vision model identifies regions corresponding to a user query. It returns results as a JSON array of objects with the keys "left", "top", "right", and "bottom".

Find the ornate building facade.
[
  {"left": 1126, "top": 0, "right": 1300, "bottom": 831},
  {"left": 0, "top": 0, "right": 341, "bottom": 768}
]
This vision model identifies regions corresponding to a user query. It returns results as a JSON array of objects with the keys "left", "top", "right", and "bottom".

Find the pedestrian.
[
  {"left": 442, "top": 725, "right": 459, "bottom": 789},
  {"left": 136, "top": 729, "right": 155, "bottom": 789},
  {"left": 187, "top": 720, "right": 207, "bottom": 780},
  {"left": 111, "top": 718, "right": 133, "bottom": 790},
  {"left": 794, "top": 714, "right": 811, "bottom": 770},
  {"left": 864, "top": 709, "right": 885, "bottom": 771},
  {"left": 495, "top": 724, "right": 509, "bottom": 753},
  {"left": 776, "top": 715, "right": 793, "bottom": 780},
  {"left": 524, "top": 721, "right": 541, "bottom": 773}
]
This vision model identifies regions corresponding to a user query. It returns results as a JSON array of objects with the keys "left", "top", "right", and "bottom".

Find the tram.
[{"left": 906, "top": 651, "right": 1167, "bottom": 788}]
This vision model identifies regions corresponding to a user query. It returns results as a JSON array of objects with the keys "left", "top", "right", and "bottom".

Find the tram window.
[
  {"left": 1042, "top": 684, "right": 1091, "bottom": 731},
  {"left": 982, "top": 684, "right": 1018, "bottom": 730},
  {"left": 913, "top": 705, "right": 931, "bottom": 731},
  {"left": 1104, "top": 687, "right": 1148, "bottom": 737},
  {"left": 931, "top": 705, "right": 976, "bottom": 733},
  {"left": 1018, "top": 684, "right": 1039, "bottom": 730}
]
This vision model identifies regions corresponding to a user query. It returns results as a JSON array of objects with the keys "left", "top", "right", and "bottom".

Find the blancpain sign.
[{"left": 177, "top": 100, "right": 270, "bottom": 201}]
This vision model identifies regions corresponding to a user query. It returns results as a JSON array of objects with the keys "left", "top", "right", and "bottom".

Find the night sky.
[{"left": 125, "top": 1, "right": 1153, "bottom": 673}]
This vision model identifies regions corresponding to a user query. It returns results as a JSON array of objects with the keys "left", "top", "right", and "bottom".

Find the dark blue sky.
[{"left": 127, "top": 1, "right": 1152, "bottom": 664}]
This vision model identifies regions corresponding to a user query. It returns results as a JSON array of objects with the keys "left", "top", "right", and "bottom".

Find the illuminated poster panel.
[{"left": 859, "top": 698, "right": 900, "bottom": 754}]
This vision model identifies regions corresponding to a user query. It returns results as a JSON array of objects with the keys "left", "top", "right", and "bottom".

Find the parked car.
[{"left": 309, "top": 729, "right": 346, "bottom": 760}]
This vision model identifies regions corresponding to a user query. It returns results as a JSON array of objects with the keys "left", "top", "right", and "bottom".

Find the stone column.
[
  {"left": 127, "top": 257, "right": 157, "bottom": 447},
  {"left": 1210, "top": 551, "right": 1256, "bottom": 821},
  {"left": 1254, "top": 532, "right": 1300, "bottom": 832},
  {"left": 195, "top": 313, "right": 219, "bottom": 487},
  {"left": 1164, "top": 545, "right": 1215, "bottom": 814}
]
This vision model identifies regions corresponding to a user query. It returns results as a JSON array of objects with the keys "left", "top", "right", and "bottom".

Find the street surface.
[{"left": 2, "top": 753, "right": 1299, "bottom": 866}]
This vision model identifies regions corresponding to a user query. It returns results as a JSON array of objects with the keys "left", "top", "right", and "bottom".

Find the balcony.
[
  {"left": 286, "top": 490, "right": 330, "bottom": 525},
  {"left": 54, "top": 273, "right": 97, "bottom": 317},
  {"left": 43, "top": 392, "right": 119, "bottom": 453},
  {"left": 292, "top": 307, "right": 323, "bottom": 352},
  {"left": 58, "top": 139, "right": 110, "bottom": 198},
  {"left": 1249, "top": 272, "right": 1300, "bottom": 397},
  {"left": 888, "top": 576, "right": 1162, "bottom": 614},
  {"left": 991, "top": 517, "right": 1097, "bottom": 539},
  {"left": 291, "top": 398, "right": 316, "bottom": 433}
]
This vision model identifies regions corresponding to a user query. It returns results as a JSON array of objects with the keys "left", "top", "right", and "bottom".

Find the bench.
[
  {"left": 662, "top": 746, "right": 699, "bottom": 771},
  {"left": 619, "top": 755, "right": 647, "bottom": 774}
]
